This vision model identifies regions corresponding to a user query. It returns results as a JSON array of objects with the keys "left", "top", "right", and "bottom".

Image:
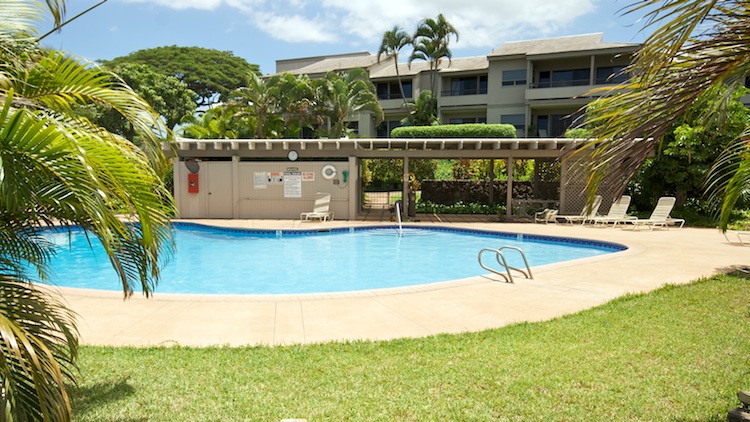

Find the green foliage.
[
  {"left": 364, "top": 159, "right": 436, "bottom": 186},
  {"left": 627, "top": 94, "right": 750, "bottom": 212},
  {"left": 563, "top": 127, "right": 592, "bottom": 138},
  {"left": 451, "top": 159, "right": 534, "bottom": 181},
  {"left": 391, "top": 123, "right": 516, "bottom": 138},
  {"left": 314, "top": 68, "right": 384, "bottom": 138},
  {"left": 416, "top": 200, "right": 503, "bottom": 214},
  {"left": 1, "top": 2, "right": 177, "bottom": 419},
  {"left": 102, "top": 46, "right": 259, "bottom": 107},
  {"left": 97, "top": 63, "right": 197, "bottom": 131},
  {"left": 404, "top": 90, "right": 439, "bottom": 126}
]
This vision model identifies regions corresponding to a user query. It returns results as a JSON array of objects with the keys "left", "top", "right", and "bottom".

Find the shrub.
[{"left": 391, "top": 124, "right": 515, "bottom": 138}]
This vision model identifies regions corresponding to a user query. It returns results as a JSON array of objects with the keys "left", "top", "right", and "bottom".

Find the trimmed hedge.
[{"left": 391, "top": 124, "right": 516, "bottom": 138}]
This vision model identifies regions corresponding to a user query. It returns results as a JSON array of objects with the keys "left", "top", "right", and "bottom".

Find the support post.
[
  {"left": 402, "top": 156, "right": 410, "bottom": 217},
  {"left": 506, "top": 157, "right": 514, "bottom": 219},
  {"left": 488, "top": 159, "right": 495, "bottom": 207}
]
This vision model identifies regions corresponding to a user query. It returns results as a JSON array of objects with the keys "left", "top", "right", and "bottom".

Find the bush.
[
  {"left": 416, "top": 200, "right": 504, "bottom": 215},
  {"left": 391, "top": 124, "right": 516, "bottom": 138}
]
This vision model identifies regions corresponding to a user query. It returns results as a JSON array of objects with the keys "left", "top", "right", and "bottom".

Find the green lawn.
[{"left": 72, "top": 274, "right": 750, "bottom": 421}]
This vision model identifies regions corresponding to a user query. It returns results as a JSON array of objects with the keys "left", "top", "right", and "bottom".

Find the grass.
[{"left": 71, "top": 274, "right": 750, "bottom": 421}]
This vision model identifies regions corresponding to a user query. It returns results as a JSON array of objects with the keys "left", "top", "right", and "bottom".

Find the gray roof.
[
  {"left": 369, "top": 56, "right": 488, "bottom": 79},
  {"left": 489, "top": 33, "right": 639, "bottom": 57},
  {"left": 275, "top": 52, "right": 378, "bottom": 76}
]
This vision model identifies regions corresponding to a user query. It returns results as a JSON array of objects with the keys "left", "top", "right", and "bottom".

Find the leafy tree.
[
  {"left": 377, "top": 26, "right": 412, "bottom": 110},
  {"left": 1, "top": 1, "right": 175, "bottom": 419},
  {"left": 629, "top": 91, "right": 750, "bottom": 211},
  {"left": 314, "top": 68, "right": 384, "bottom": 138},
  {"left": 102, "top": 46, "right": 259, "bottom": 107},
  {"left": 95, "top": 63, "right": 197, "bottom": 132},
  {"left": 576, "top": 0, "right": 750, "bottom": 229}
]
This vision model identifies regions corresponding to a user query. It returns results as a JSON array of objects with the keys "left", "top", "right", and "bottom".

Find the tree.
[
  {"left": 377, "top": 26, "right": 412, "bottom": 110},
  {"left": 314, "top": 68, "right": 384, "bottom": 138},
  {"left": 225, "top": 72, "right": 281, "bottom": 139},
  {"left": 1, "top": 1, "right": 175, "bottom": 419},
  {"left": 268, "top": 72, "right": 319, "bottom": 138},
  {"left": 102, "top": 46, "right": 260, "bottom": 107},
  {"left": 94, "top": 63, "right": 197, "bottom": 133},
  {"left": 576, "top": 0, "right": 750, "bottom": 229},
  {"left": 180, "top": 107, "right": 240, "bottom": 139},
  {"left": 409, "top": 14, "right": 459, "bottom": 99}
]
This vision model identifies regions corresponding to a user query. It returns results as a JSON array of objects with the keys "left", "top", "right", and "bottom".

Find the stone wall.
[{"left": 420, "top": 180, "right": 536, "bottom": 205}]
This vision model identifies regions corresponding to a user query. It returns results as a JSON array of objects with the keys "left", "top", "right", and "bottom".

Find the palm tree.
[
  {"left": 314, "top": 68, "right": 384, "bottom": 138},
  {"left": 225, "top": 72, "right": 282, "bottom": 139},
  {"left": 576, "top": 0, "right": 750, "bottom": 230},
  {"left": 1, "top": 1, "right": 175, "bottom": 419},
  {"left": 180, "top": 107, "right": 239, "bottom": 139},
  {"left": 377, "top": 26, "right": 412, "bottom": 110},
  {"left": 409, "top": 14, "right": 459, "bottom": 98},
  {"left": 268, "top": 72, "right": 318, "bottom": 138}
]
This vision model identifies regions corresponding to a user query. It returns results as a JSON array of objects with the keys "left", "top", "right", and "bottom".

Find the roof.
[
  {"left": 274, "top": 52, "right": 379, "bottom": 76},
  {"left": 489, "top": 33, "right": 640, "bottom": 57}
]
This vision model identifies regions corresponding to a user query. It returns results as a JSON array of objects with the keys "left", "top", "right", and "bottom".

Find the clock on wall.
[{"left": 287, "top": 150, "right": 299, "bottom": 161}]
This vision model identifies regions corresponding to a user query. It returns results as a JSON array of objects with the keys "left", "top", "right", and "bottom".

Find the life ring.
[{"left": 321, "top": 164, "right": 337, "bottom": 180}]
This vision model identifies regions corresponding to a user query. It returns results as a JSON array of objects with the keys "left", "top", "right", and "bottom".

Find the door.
[{"left": 206, "top": 162, "right": 233, "bottom": 218}]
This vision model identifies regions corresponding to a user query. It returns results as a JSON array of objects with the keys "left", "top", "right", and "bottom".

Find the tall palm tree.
[
  {"left": 1, "top": 1, "right": 175, "bottom": 419},
  {"left": 576, "top": 0, "right": 750, "bottom": 229},
  {"left": 409, "top": 14, "right": 459, "bottom": 98},
  {"left": 314, "top": 68, "right": 384, "bottom": 138},
  {"left": 377, "top": 26, "right": 412, "bottom": 110}
]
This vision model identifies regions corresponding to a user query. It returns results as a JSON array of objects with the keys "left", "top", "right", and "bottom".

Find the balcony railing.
[
  {"left": 441, "top": 87, "right": 488, "bottom": 97},
  {"left": 532, "top": 79, "right": 590, "bottom": 89}
]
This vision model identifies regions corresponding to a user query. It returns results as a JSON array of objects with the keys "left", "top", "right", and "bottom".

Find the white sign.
[
  {"left": 254, "top": 172, "right": 268, "bottom": 189},
  {"left": 284, "top": 171, "right": 302, "bottom": 198}
]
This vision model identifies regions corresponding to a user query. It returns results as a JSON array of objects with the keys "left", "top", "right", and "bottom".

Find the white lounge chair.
[
  {"left": 620, "top": 196, "right": 684, "bottom": 230},
  {"left": 300, "top": 192, "right": 334, "bottom": 222},
  {"left": 534, "top": 208, "right": 558, "bottom": 224},
  {"left": 557, "top": 195, "right": 602, "bottom": 224},
  {"left": 588, "top": 195, "right": 637, "bottom": 226}
]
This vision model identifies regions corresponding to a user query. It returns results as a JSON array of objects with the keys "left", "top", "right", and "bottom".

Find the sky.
[{"left": 39, "top": 0, "right": 654, "bottom": 75}]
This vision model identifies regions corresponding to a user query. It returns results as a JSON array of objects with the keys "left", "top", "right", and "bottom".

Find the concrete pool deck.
[{"left": 54, "top": 215, "right": 750, "bottom": 347}]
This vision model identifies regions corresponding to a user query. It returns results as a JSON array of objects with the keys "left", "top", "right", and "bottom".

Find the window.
[
  {"left": 502, "top": 69, "right": 526, "bottom": 86},
  {"left": 596, "top": 66, "right": 628, "bottom": 84},
  {"left": 376, "top": 80, "right": 413, "bottom": 100},
  {"left": 443, "top": 75, "right": 488, "bottom": 96},
  {"left": 448, "top": 117, "right": 487, "bottom": 124},
  {"left": 536, "top": 114, "right": 576, "bottom": 137},
  {"left": 536, "top": 69, "right": 590, "bottom": 88},
  {"left": 376, "top": 120, "right": 403, "bottom": 138},
  {"left": 501, "top": 114, "right": 526, "bottom": 136}
]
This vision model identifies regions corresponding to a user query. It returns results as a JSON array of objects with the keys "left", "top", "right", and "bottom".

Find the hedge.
[{"left": 390, "top": 123, "right": 516, "bottom": 139}]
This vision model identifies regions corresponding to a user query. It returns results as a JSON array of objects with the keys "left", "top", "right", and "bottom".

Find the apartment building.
[{"left": 276, "top": 33, "right": 640, "bottom": 138}]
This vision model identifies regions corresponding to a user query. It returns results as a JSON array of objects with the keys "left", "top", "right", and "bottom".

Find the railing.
[
  {"left": 441, "top": 87, "right": 488, "bottom": 97},
  {"left": 478, "top": 246, "right": 533, "bottom": 283}
]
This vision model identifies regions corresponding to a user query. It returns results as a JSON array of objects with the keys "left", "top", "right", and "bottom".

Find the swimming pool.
[{"left": 42, "top": 223, "right": 626, "bottom": 295}]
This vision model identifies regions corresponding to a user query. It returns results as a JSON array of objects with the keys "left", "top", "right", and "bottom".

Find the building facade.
[{"left": 276, "top": 33, "right": 640, "bottom": 138}]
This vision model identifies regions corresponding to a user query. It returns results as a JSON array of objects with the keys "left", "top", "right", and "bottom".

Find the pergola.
[{"left": 167, "top": 137, "right": 592, "bottom": 219}]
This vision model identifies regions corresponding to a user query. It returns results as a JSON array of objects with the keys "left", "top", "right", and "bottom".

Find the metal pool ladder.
[{"left": 478, "top": 246, "right": 533, "bottom": 283}]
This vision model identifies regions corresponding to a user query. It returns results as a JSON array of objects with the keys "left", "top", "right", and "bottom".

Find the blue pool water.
[{"left": 41, "top": 223, "right": 625, "bottom": 295}]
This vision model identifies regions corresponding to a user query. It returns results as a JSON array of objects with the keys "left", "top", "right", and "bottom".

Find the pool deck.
[{"left": 54, "top": 213, "right": 750, "bottom": 347}]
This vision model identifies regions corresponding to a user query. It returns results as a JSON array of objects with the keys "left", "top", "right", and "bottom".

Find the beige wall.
[{"left": 174, "top": 158, "right": 353, "bottom": 219}]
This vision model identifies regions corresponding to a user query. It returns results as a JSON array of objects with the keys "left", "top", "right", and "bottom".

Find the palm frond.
[{"left": 0, "top": 274, "right": 78, "bottom": 422}]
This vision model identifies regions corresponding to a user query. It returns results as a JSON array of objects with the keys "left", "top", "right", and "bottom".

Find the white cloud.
[
  {"left": 252, "top": 12, "right": 339, "bottom": 43},
  {"left": 116, "top": 0, "right": 597, "bottom": 48}
]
